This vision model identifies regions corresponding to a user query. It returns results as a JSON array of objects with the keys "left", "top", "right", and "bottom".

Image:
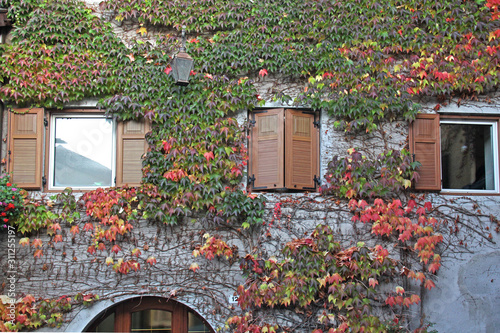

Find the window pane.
[
  {"left": 131, "top": 309, "right": 172, "bottom": 332},
  {"left": 188, "top": 312, "right": 210, "bottom": 333},
  {"left": 441, "top": 123, "right": 495, "bottom": 190},
  {"left": 53, "top": 117, "right": 113, "bottom": 187},
  {"left": 94, "top": 312, "right": 114, "bottom": 332}
]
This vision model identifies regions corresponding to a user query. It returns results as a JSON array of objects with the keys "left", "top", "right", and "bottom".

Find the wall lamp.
[{"left": 171, "top": 25, "right": 194, "bottom": 86}]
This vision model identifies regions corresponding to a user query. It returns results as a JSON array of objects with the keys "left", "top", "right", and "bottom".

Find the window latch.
[
  {"left": 247, "top": 174, "right": 256, "bottom": 186},
  {"left": 249, "top": 120, "right": 256, "bottom": 127},
  {"left": 42, "top": 176, "right": 47, "bottom": 187},
  {"left": 313, "top": 175, "right": 321, "bottom": 186},
  {"left": 44, "top": 118, "right": 48, "bottom": 127},
  {"left": 313, "top": 120, "right": 320, "bottom": 128}
]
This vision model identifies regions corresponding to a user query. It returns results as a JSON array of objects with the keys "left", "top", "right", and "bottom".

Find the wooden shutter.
[
  {"left": 8, "top": 108, "right": 44, "bottom": 189},
  {"left": 116, "top": 119, "right": 150, "bottom": 187},
  {"left": 250, "top": 109, "right": 284, "bottom": 189},
  {"left": 285, "top": 109, "right": 319, "bottom": 190},
  {"left": 410, "top": 113, "right": 441, "bottom": 190}
]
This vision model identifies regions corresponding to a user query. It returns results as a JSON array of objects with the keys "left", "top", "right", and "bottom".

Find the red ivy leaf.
[
  {"left": 204, "top": 151, "right": 214, "bottom": 162},
  {"left": 424, "top": 279, "right": 436, "bottom": 290}
]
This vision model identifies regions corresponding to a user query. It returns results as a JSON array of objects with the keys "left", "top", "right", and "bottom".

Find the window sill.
[{"left": 439, "top": 190, "right": 500, "bottom": 196}]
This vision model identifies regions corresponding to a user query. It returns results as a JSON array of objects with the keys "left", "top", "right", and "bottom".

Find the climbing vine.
[
  {"left": 321, "top": 148, "right": 420, "bottom": 199},
  {"left": 222, "top": 195, "right": 443, "bottom": 332},
  {"left": 0, "top": 0, "right": 499, "bottom": 332},
  {"left": 0, "top": 0, "right": 126, "bottom": 108},
  {"left": 0, "top": 293, "right": 98, "bottom": 332},
  {"left": 100, "top": 0, "right": 500, "bottom": 130}
]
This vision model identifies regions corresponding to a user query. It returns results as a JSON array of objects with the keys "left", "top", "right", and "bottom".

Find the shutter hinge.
[
  {"left": 313, "top": 175, "right": 321, "bottom": 186},
  {"left": 42, "top": 176, "right": 47, "bottom": 186},
  {"left": 313, "top": 120, "right": 320, "bottom": 128},
  {"left": 44, "top": 118, "right": 48, "bottom": 127},
  {"left": 247, "top": 174, "right": 256, "bottom": 186},
  {"left": 249, "top": 120, "right": 256, "bottom": 127},
  {"left": 412, "top": 153, "right": 415, "bottom": 162}
]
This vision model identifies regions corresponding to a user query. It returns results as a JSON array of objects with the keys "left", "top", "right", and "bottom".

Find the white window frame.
[
  {"left": 440, "top": 119, "right": 499, "bottom": 194},
  {"left": 48, "top": 114, "right": 117, "bottom": 191}
]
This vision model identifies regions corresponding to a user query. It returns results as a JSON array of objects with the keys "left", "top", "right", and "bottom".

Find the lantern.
[{"left": 171, "top": 26, "right": 194, "bottom": 86}]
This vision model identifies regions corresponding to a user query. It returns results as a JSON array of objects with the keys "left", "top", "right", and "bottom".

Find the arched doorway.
[{"left": 84, "top": 296, "right": 213, "bottom": 333}]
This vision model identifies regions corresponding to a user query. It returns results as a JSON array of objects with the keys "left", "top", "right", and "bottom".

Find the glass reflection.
[
  {"left": 188, "top": 312, "right": 210, "bottom": 333},
  {"left": 441, "top": 123, "right": 494, "bottom": 190},
  {"left": 131, "top": 309, "right": 172, "bottom": 332},
  {"left": 95, "top": 312, "right": 114, "bottom": 332},
  {"left": 53, "top": 117, "right": 113, "bottom": 187}
]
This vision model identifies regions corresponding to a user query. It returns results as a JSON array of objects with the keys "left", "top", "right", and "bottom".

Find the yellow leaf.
[
  {"left": 19, "top": 237, "right": 30, "bottom": 246},
  {"left": 189, "top": 262, "right": 200, "bottom": 272},
  {"left": 137, "top": 27, "right": 147, "bottom": 36}
]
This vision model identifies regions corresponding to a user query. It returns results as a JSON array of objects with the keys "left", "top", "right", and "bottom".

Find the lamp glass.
[{"left": 172, "top": 52, "right": 194, "bottom": 86}]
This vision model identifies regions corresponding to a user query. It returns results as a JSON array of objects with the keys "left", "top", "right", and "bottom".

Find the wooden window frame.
[
  {"left": 248, "top": 108, "right": 320, "bottom": 192},
  {"left": 84, "top": 296, "right": 214, "bottom": 333},
  {"left": 410, "top": 113, "right": 500, "bottom": 195},
  {"left": 8, "top": 108, "right": 149, "bottom": 191}
]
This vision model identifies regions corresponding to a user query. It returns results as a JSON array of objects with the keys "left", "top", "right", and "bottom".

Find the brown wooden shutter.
[
  {"left": 250, "top": 109, "right": 284, "bottom": 189},
  {"left": 8, "top": 108, "right": 44, "bottom": 189},
  {"left": 116, "top": 119, "right": 150, "bottom": 187},
  {"left": 284, "top": 109, "right": 319, "bottom": 190},
  {"left": 410, "top": 113, "right": 441, "bottom": 191}
]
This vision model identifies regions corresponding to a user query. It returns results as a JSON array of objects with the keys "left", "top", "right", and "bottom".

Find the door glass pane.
[
  {"left": 441, "top": 123, "right": 495, "bottom": 190},
  {"left": 53, "top": 117, "right": 113, "bottom": 187},
  {"left": 131, "top": 309, "right": 172, "bottom": 332},
  {"left": 188, "top": 312, "right": 210, "bottom": 333},
  {"left": 94, "top": 312, "right": 114, "bottom": 332}
]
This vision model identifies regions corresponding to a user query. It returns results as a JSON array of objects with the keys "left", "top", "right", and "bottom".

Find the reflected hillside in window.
[{"left": 54, "top": 144, "right": 112, "bottom": 187}]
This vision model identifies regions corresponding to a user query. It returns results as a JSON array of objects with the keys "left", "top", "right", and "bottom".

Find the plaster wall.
[{"left": 418, "top": 195, "right": 500, "bottom": 333}]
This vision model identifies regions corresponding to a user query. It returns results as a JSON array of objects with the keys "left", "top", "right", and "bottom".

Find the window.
[
  {"left": 50, "top": 115, "right": 115, "bottom": 189},
  {"left": 85, "top": 297, "right": 213, "bottom": 333},
  {"left": 7, "top": 108, "right": 149, "bottom": 190},
  {"left": 248, "top": 108, "right": 320, "bottom": 191},
  {"left": 410, "top": 114, "right": 499, "bottom": 193}
]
